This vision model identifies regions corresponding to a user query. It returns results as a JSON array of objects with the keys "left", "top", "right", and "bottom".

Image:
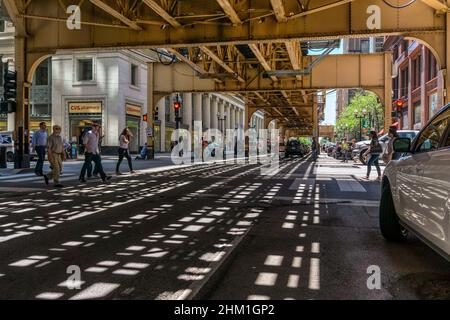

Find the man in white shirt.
[{"left": 78, "top": 122, "right": 111, "bottom": 183}]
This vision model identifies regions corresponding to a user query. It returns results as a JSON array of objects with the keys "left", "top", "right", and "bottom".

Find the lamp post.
[
  {"left": 217, "top": 112, "right": 227, "bottom": 136},
  {"left": 354, "top": 108, "right": 367, "bottom": 141}
]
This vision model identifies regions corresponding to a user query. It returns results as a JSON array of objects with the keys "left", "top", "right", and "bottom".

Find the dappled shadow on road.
[{"left": 0, "top": 158, "right": 305, "bottom": 299}]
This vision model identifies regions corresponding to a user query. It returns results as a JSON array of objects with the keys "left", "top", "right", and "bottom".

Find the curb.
[{"left": 186, "top": 226, "right": 253, "bottom": 300}]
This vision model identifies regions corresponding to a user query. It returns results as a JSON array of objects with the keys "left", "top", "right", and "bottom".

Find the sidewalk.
[{"left": 0, "top": 153, "right": 174, "bottom": 177}]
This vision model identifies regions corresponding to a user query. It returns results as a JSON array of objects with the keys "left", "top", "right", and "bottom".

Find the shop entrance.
[
  {"left": 126, "top": 116, "right": 140, "bottom": 153},
  {"left": 70, "top": 118, "right": 102, "bottom": 154}
]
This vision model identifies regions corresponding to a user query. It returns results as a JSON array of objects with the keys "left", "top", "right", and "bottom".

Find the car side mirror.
[{"left": 393, "top": 138, "right": 411, "bottom": 153}]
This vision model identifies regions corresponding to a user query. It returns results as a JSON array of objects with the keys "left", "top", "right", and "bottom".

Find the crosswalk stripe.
[
  {"left": 0, "top": 173, "right": 35, "bottom": 181},
  {"left": 336, "top": 179, "right": 366, "bottom": 192}
]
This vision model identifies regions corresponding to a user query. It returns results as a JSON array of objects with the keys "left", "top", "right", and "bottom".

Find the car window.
[
  {"left": 415, "top": 109, "right": 450, "bottom": 152},
  {"left": 399, "top": 131, "right": 418, "bottom": 140}
]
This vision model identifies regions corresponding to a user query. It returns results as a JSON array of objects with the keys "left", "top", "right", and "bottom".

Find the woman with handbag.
[
  {"left": 116, "top": 128, "right": 135, "bottom": 175},
  {"left": 363, "top": 130, "right": 382, "bottom": 181}
]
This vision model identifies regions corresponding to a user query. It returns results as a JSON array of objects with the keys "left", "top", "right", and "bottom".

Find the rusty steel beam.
[
  {"left": 216, "top": 0, "right": 242, "bottom": 25},
  {"left": 270, "top": 0, "right": 287, "bottom": 22},
  {"left": 420, "top": 0, "right": 448, "bottom": 12},
  {"left": 288, "top": 0, "right": 356, "bottom": 20},
  {"left": 142, "top": 0, "right": 181, "bottom": 28},
  {"left": 89, "top": 0, "right": 142, "bottom": 31},
  {"left": 200, "top": 46, "right": 245, "bottom": 83}
]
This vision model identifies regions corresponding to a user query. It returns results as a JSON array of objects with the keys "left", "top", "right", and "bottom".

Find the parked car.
[
  {"left": 380, "top": 104, "right": 450, "bottom": 261},
  {"left": 326, "top": 142, "right": 336, "bottom": 157},
  {"left": 285, "top": 140, "right": 303, "bottom": 157},
  {"left": 0, "top": 131, "right": 37, "bottom": 162},
  {"left": 0, "top": 131, "right": 14, "bottom": 162},
  {"left": 353, "top": 130, "right": 419, "bottom": 164}
]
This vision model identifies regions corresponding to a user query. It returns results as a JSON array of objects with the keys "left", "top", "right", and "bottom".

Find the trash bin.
[{"left": 0, "top": 146, "right": 7, "bottom": 169}]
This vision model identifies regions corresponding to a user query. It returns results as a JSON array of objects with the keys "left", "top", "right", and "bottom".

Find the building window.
[
  {"left": 392, "top": 45, "right": 398, "bottom": 61},
  {"left": 31, "top": 104, "right": 51, "bottom": 116},
  {"left": 393, "top": 77, "right": 399, "bottom": 100},
  {"left": 131, "top": 64, "right": 139, "bottom": 87},
  {"left": 402, "top": 112, "right": 409, "bottom": 129},
  {"left": 412, "top": 56, "right": 421, "bottom": 89},
  {"left": 414, "top": 102, "right": 422, "bottom": 125},
  {"left": 427, "top": 51, "right": 437, "bottom": 81},
  {"left": 35, "top": 61, "right": 49, "bottom": 86},
  {"left": 77, "top": 58, "right": 93, "bottom": 81},
  {"left": 400, "top": 67, "right": 409, "bottom": 97},
  {"left": 401, "top": 40, "right": 409, "bottom": 53},
  {"left": 429, "top": 92, "right": 438, "bottom": 119},
  {"left": 360, "top": 39, "right": 370, "bottom": 53}
]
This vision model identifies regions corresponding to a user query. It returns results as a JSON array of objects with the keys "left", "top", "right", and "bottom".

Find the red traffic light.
[
  {"left": 142, "top": 114, "right": 148, "bottom": 122},
  {"left": 394, "top": 99, "right": 404, "bottom": 108},
  {"left": 174, "top": 102, "right": 181, "bottom": 110}
]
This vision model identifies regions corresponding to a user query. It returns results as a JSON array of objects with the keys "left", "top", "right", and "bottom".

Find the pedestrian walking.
[
  {"left": 116, "top": 127, "right": 135, "bottom": 175},
  {"left": 43, "top": 125, "right": 65, "bottom": 188},
  {"left": 32, "top": 122, "right": 48, "bottom": 176},
  {"left": 382, "top": 126, "right": 399, "bottom": 164},
  {"left": 86, "top": 126, "right": 103, "bottom": 178},
  {"left": 362, "top": 130, "right": 382, "bottom": 181},
  {"left": 341, "top": 138, "right": 349, "bottom": 162},
  {"left": 79, "top": 122, "right": 111, "bottom": 183}
]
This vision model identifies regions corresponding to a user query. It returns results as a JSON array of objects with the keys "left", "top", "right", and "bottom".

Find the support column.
[
  {"left": 225, "top": 103, "right": 231, "bottom": 130},
  {"left": 202, "top": 94, "right": 211, "bottom": 130},
  {"left": 157, "top": 98, "right": 166, "bottom": 152},
  {"left": 146, "top": 62, "right": 155, "bottom": 159},
  {"left": 211, "top": 96, "right": 218, "bottom": 129},
  {"left": 384, "top": 52, "right": 393, "bottom": 131},
  {"left": 230, "top": 106, "right": 236, "bottom": 129},
  {"left": 14, "top": 36, "right": 30, "bottom": 168},
  {"left": 408, "top": 54, "right": 413, "bottom": 129},
  {"left": 218, "top": 99, "right": 225, "bottom": 132},
  {"left": 182, "top": 93, "right": 192, "bottom": 132},
  {"left": 193, "top": 93, "right": 202, "bottom": 124},
  {"left": 445, "top": 12, "right": 450, "bottom": 105}
]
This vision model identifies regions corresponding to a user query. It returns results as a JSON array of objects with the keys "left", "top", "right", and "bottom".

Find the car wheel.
[
  {"left": 6, "top": 152, "right": 14, "bottom": 162},
  {"left": 379, "top": 181, "right": 408, "bottom": 241},
  {"left": 359, "top": 149, "right": 368, "bottom": 164}
]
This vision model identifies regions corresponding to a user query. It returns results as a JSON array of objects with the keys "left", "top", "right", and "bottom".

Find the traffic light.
[
  {"left": 154, "top": 106, "right": 159, "bottom": 121},
  {"left": 1, "top": 69, "right": 17, "bottom": 113},
  {"left": 392, "top": 99, "right": 404, "bottom": 118},
  {"left": 3, "top": 70, "right": 17, "bottom": 101},
  {"left": 173, "top": 101, "right": 181, "bottom": 110},
  {"left": 142, "top": 114, "right": 148, "bottom": 122}
]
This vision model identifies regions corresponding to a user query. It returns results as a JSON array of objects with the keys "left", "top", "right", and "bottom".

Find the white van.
[{"left": 0, "top": 131, "right": 14, "bottom": 162}]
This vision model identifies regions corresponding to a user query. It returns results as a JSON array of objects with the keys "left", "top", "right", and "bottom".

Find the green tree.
[
  {"left": 336, "top": 92, "right": 383, "bottom": 140},
  {"left": 298, "top": 137, "right": 312, "bottom": 146}
]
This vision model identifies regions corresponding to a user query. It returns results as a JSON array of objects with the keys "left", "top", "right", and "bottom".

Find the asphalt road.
[{"left": 0, "top": 154, "right": 448, "bottom": 300}]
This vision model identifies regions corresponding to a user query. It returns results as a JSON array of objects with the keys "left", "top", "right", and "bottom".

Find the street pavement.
[{"left": 0, "top": 153, "right": 448, "bottom": 300}]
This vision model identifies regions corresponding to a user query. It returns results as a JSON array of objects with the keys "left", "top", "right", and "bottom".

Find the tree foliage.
[{"left": 336, "top": 92, "right": 384, "bottom": 139}]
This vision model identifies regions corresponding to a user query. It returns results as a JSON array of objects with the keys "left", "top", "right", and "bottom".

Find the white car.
[
  {"left": 380, "top": 104, "right": 450, "bottom": 261},
  {"left": 0, "top": 131, "right": 15, "bottom": 162}
]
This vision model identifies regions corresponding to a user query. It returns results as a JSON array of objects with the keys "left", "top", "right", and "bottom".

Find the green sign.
[{"left": 362, "top": 119, "right": 370, "bottom": 129}]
